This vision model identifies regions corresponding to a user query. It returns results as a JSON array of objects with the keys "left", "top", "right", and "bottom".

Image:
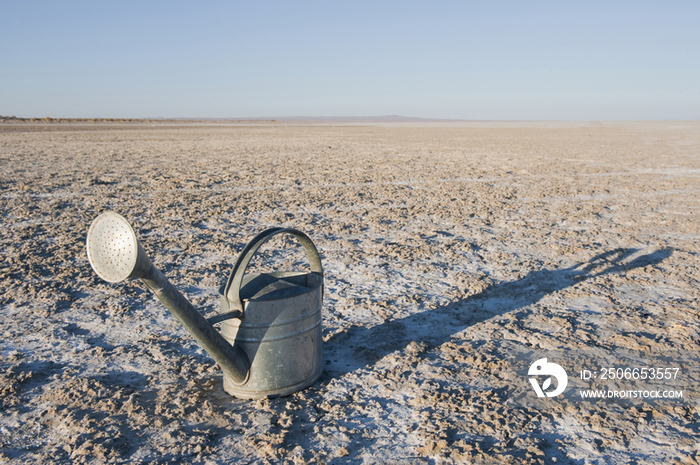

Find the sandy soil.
[{"left": 0, "top": 121, "right": 698, "bottom": 464}]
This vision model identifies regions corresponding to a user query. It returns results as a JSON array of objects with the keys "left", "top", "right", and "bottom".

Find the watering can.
[{"left": 85, "top": 211, "right": 324, "bottom": 399}]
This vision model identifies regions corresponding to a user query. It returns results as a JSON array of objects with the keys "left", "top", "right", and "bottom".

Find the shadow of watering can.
[{"left": 85, "top": 212, "right": 324, "bottom": 399}]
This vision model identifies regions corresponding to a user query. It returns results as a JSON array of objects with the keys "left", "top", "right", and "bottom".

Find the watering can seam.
[
  {"left": 227, "top": 308, "right": 321, "bottom": 329},
  {"left": 229, "top": 319, "right": 322, "bottom": 343}
]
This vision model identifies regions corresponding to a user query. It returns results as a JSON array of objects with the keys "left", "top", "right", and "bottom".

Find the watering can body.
[
  {"left": 218, "top": 227, "right": 324, "bottom": 399},
  {"left": 220, "top": 271, "right": 323, "bottom": 398}
]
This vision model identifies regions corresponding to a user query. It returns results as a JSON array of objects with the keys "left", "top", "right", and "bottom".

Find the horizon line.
[{"left": 2, "top": 115, "right": 699, "bottom": 123}]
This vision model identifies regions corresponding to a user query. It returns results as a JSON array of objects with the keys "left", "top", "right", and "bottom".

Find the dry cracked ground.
[{"left": 0, "top": 121, "right": 699, "bottom": 464}]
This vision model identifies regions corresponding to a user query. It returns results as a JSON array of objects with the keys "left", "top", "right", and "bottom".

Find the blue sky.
[{"left": 1, "top": 1, "right": 698, "bottom": 120}]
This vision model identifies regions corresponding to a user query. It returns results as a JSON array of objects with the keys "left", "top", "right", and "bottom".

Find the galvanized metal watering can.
[{"left": 85, "top": 212, "right": 323, "bottom": 399}]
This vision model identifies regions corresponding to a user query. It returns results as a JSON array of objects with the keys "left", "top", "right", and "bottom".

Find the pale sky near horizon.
[{"left": 1, "top": 1, "right": 698, "bottom": 120}]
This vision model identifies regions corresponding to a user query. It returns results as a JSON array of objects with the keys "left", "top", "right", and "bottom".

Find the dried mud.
[{"left": 1, "top": 122, "right": 699, "bottom": 464}]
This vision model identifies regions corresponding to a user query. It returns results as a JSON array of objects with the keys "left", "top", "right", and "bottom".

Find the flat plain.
[{"left": 1, "top": 121, "right": 699, "bottom": 464}]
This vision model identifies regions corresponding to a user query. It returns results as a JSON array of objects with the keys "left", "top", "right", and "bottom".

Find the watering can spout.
[{"left": 85, "top": 211, "right": 250, "bottom": 385}]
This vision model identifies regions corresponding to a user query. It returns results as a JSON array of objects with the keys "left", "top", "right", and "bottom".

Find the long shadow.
[{"left": 324, "top": 247, "right": 674, "bottom": 375}]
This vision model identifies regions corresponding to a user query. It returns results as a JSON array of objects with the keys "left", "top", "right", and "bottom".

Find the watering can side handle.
[{"left": 222, "top": 228, "right": 323, "bottom": 314}]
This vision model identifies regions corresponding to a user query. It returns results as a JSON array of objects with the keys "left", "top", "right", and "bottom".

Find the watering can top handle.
[{"left": 223, "top": 227, "right": 323, "bottom": 313}]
